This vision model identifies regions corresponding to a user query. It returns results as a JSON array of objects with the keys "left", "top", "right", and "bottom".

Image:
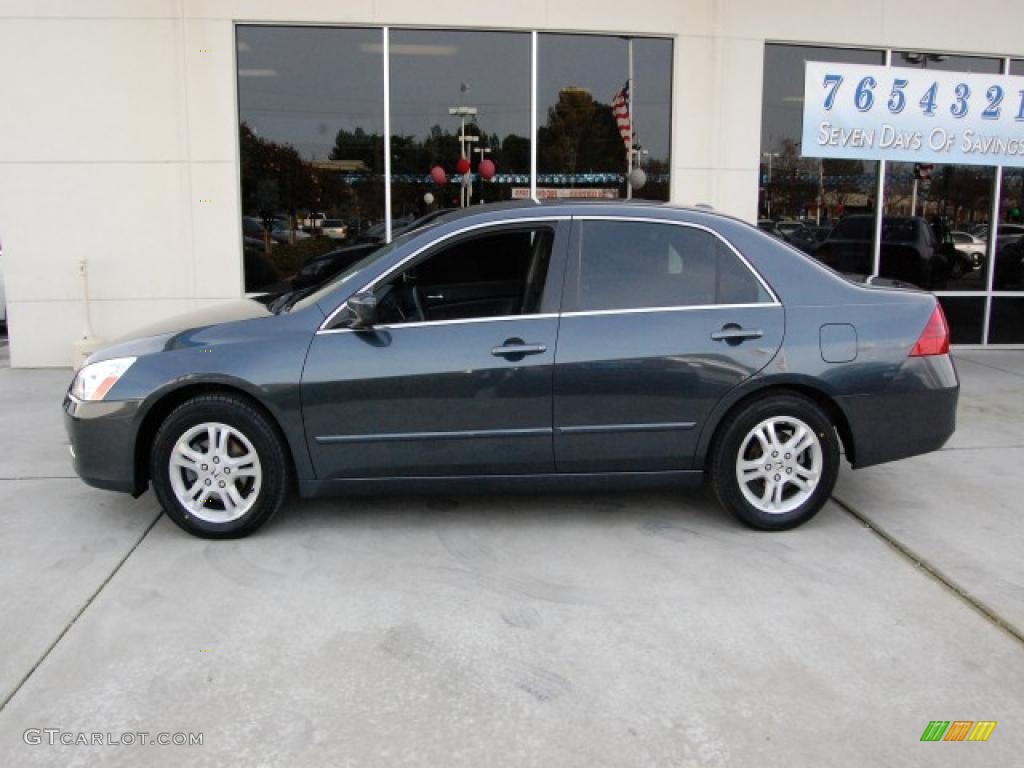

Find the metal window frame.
[
  {"left": 569, "top": 215, "right": 782, "bottom": 310},
  {"left": 316, "top": 213, "right": 779, "bottom": 334},
  {"left": 317, "top": 216, "right": 571, "bottom": 332}
]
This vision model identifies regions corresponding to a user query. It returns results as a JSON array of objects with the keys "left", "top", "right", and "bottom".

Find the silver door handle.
[
  {"left": 711, "top": 327, "right": 764, "bottom": 342},
  {"left": 491, "top": 343, "right": 547, "bottom": 358}
]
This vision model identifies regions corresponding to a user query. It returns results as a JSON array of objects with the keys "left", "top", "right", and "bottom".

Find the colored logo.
[{"left": 921, "top": 721, "right": 997, "bottom": 742}]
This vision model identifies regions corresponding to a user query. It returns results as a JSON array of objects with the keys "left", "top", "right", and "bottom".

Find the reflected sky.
[{"left": 237, "top": 26, "right": 672, "bottom": 164}]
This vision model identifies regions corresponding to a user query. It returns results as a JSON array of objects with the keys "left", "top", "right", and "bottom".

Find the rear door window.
[{"left": 577, "top": 220, "right": 772, "bottom": 311}]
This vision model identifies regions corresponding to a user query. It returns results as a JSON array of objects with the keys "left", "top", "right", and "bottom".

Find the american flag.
[{"left": 610, "top": 81, "right": 631, "bottom": 153}]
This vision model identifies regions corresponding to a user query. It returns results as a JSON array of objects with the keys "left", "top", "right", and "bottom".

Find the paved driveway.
[{"left": 0, "top": 341, "right": 1021, "bottom": 767}]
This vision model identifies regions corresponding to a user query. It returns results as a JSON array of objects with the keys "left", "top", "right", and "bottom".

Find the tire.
[
  {"left": 150, "top": 394, "right": 291, "bottom": 538},
  {"left": 709, "top": 393, "right": 839, "bottom": 531}
]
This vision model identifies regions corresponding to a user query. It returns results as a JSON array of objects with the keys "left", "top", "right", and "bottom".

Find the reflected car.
[
  {"left": 286, "top": 213, "right": 454, "bottom": 290},
  {"left": 950, "top": 230, "right": 986, "bottom": 270},
  {"left": 814, "top": 214, "right": 967, "bottom": 289},
  {"left": 65, "top": 201, "right": 958, "bottom": 539},
  {"left": 320, "top": 219, "right": 349, "bottom": 240},
  {"left": 288, "top": 243, "right": 380, "bottom": 290},
  {"left": 269, "top": 220, "right": 311, "bottom": 244},
  {"left": 994, "top": 238, "right": 1024, "bottom": 289},
  {"left": 241, "top": 216, "right": 270, "bottom": 242},
  {"left": 810, "top": 225, "right": 832, "bottom": 244},
  {"left": 776, "top": 220, "right": 818, "bottom": 253}
]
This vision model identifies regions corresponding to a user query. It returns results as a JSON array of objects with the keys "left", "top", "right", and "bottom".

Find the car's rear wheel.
[
  {"left": 710, "top": 393, "right": 839, "bottom": 530},
  {"left": 150, "top": 394, "right": 290, "bottom": 538}
]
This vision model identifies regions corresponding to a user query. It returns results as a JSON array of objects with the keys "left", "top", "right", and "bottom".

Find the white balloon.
[
  {"left": 628, "top": 168, "right": 647, "bottom": 190},
  {"left": 423, "top": 192, "right": 435, "bottom": 205}
]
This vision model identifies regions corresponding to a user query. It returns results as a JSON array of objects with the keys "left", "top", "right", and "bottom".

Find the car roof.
[{"left": 422, "top": 199, "right": 756, "bottom": 232}]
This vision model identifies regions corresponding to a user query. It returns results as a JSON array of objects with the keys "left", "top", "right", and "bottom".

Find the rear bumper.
[
  {"left": 837, "top": 355, "right": 959, "bottom": 469},
  {"left": 64, "top": 394, "right": 142, "bottom": 494}
]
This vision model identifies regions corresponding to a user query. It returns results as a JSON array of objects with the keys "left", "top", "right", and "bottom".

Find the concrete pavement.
[{"left": 0, "top": 340, "right": 1021, "bottom": 766}]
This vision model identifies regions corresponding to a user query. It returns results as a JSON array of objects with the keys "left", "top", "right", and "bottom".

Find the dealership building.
[{"left": 1, "top": 0, "right": 1022, "bottom": 366}]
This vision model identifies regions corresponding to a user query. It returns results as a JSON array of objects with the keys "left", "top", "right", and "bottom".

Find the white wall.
[{"left": 1, "top": 0, "right": 1021, "bottom": 366}]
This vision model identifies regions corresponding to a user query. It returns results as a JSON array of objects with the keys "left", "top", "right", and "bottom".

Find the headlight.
[{"left": 70, "top": 357, "right": 137, "bottom": 401}]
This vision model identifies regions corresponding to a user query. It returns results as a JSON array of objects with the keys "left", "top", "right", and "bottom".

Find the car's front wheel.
[
  {"left": 710, "top": 393, "right": 839, "bottom": 530},
  {"left": 150, "top": 394, "right": 290, "bottom": 538}
]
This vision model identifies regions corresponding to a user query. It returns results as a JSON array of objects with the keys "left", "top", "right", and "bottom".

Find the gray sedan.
[{"left": 64, "top": 201, "right": 958, "bottom": 538}]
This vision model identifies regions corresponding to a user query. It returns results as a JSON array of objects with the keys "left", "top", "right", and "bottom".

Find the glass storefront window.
[
  {"left": 990, "top": 59, "right": 1024, "bottom": 327},
  {"left": 880, "top": 54, "right": 1001, "bottom": 296},
  {"left": 760, "top": 45, "right": 885, "bottom": 274},
  {"left": 940, "top": 296, "right": 986, "bottom": 344},
  {"left": 989, "top": 298, "right": 1024, "bottom": 343},
  {"left": 537, "top": 34, "right": 672, "bottom": 201},
  {"left": 762, "top": 46, "right": 1024, "bottom": 345},
  {"left": 236, "top": 26, "right": 385, "bottom": 293},
  {"left": 388, "top": 29, "right": 531, "bottom": 216},
  {"left": 237, "top": 27, "right": 673, "bottom": 294},
  {"left": 994, "top": 167, "right": 1024, "bottom": 293}
]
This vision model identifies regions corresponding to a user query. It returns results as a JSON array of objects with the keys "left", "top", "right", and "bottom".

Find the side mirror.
[{"left": 345, "top": 291, "right": 378, "bottom": 329}]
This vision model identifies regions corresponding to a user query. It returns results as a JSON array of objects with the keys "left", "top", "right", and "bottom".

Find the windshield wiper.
[{"left": 268, "top": 286, "right": 317, "bottom": 314}]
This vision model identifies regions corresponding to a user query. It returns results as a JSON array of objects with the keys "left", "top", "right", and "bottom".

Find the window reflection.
[
  {"left": 760, "top": 45, "right": 885, "bottom": 270},
  {"left": 939, "top": 296, "right": 985, "bottom": 344},
  {"left": 880, "top": 53, "right": 1001, "bottom": 295},
  {"left": 388, "top": 29, "right": 531, "bottom": 214},
  {"left": 989, "top": 298, "right": 1024, "bottom": 343},
  {"left": 537, "top": 34, "right": 672, "bottom": 201},
  {"left": 237, "top": 26, "right": 386, "bottom": 293},
  {"left": 992, "top": 60, "right": 1024, "bottom": 300},
  {"left": 995, "top": 168, "right": 1024, "bottom": 291}
]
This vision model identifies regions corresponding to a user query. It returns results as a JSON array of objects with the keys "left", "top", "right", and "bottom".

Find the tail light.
[{"left": 910, "top": 303, "right": 950, "bottom": 357}]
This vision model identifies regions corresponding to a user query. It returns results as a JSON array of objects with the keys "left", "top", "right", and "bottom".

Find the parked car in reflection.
[
  {"left": 287, "top": 212, "right": 451, "bottom": 290},
  {"left": 813, "top": 214, "right": 967, "bottom": 289},
  {"left": 950, "top": 230, "right": 986, "bottom": 270},
  {"left": 289, "top": 243, "right": 380, "bottom": 290},
  {"left": 775, "top": 220, "right": 818, "bottom": 253},
  {"left": 810, "top": 225, "right": 832, "bottom": 245},
  {"left": 65, "top": 201, "right": 958, "bottom": 539},
  {"left": 320, "top": 219, "right": 349, "bottom": 240},
  {"left": 757, "top": 219, "right": 784, "bottom": 238},
  {"left": 242, "top": 216, "right": 270, "bottom": 242},
  {"left": 994, "top": 222, "right": 1024, "bottom": 252},
  {"left": 269, "top": 220, "right": 311, "bottom": 244},
  {"left": 242, "top": 215, "right": 310, "bottom": 244},
  {"left": 995, "top": 237, "right": 1024, "bottom": 289},
  {"left": 242, "top": 240, "right": 286, "bottom": 294},
  {"left": 302, "top": 212, "right": 327, "bottom": 229}
]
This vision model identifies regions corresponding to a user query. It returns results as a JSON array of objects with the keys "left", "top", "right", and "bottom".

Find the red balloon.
[
  {"left": 478, "top": 158, "right": 496, "bottom": 181},
  {"left": 455, "top": 156, "right": 470, "bottom": 175},
  {"left": 429, "top": 165, "right": 446, "bottom": 185}
]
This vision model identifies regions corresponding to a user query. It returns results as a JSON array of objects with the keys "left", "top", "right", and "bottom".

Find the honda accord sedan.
[{"left": 64, "top": 201, "right": 958, "bottom": 538}]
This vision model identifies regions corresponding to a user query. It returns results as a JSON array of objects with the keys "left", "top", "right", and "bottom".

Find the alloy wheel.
[
  {"left": 168, "top": 422, "right": 262, "bottom": 523},
  {"left": 735, "top": 416, "right": 823, "bottom": 515}
]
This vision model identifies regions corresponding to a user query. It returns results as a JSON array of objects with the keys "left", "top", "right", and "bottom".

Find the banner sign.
[
  {"left": 511, "top": 187, "right": 620, "bottom": 200},
  {"left": 801, "top": 61, "right": 1024, "bottom": 167}
]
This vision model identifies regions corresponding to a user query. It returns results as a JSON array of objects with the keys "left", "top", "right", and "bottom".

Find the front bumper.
[
  {"left": 64, "top": 394, "right": 143, "bottom": 494},
  {"left": 837, "top": 354, "right": 959, "bottom": 469}
]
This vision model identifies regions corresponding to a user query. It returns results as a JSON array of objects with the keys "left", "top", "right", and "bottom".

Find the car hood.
[{"left": 85, "top": 298, "right": 275, "bottom": 364}]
